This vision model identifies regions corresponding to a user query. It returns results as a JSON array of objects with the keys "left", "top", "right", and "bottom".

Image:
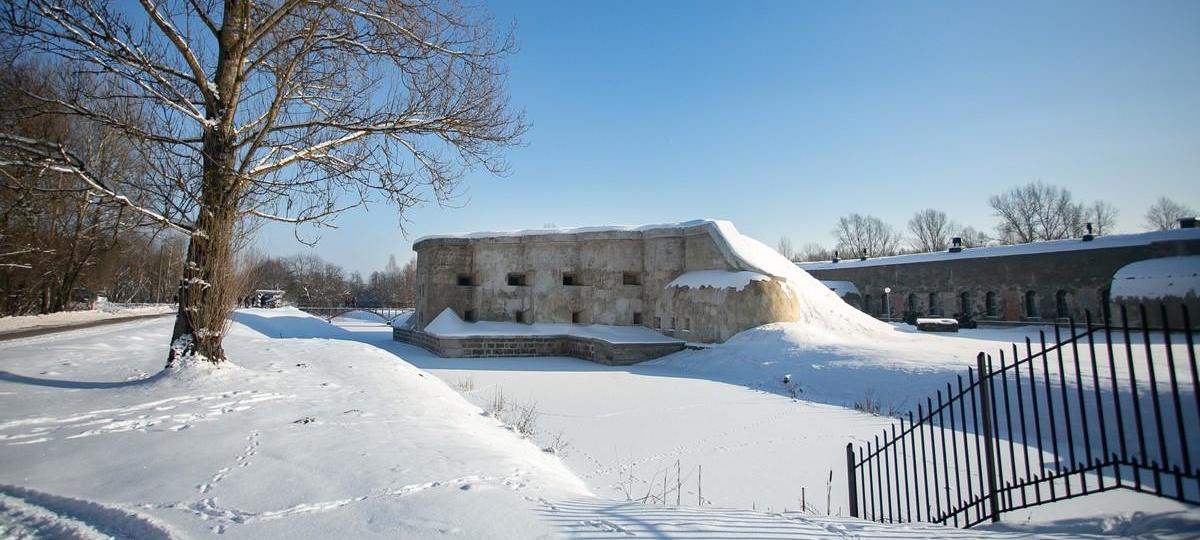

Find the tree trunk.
[
  {"left": 165, "top": 0, "right": 250, "bottom": 367},
  {"left": 167, "top": 157, "right": 238, "bottom": 365}
]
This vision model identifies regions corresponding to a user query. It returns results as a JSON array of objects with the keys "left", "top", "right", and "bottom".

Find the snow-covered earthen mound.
[{"left": 704, "top": 220, "right": 893, "bottom": 338}]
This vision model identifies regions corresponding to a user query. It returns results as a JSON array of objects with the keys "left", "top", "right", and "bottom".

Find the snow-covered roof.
[
  {"left": 798, "top": 228, "right": 1200, "bottom": 271},
  {"left": 820, "top": 280, "right": 861, "bottom": 298},
  {"left": 415, "top": 219, "right": 717, "bottom": 243},
  {"left": 424, "top": 308, "right": 682, "bottom": 344},
  {"left": 1111, "top": 256, "right": 1200, "bottom": 300},
  {"left": 417, "top": 219, "right": 802, "bottom": 282},
  {"left": 668, "top": 270, "right": 770, "bottom": 291}
]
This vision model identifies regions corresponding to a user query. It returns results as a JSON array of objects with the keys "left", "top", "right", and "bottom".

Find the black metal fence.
[{"left": 845, "top": 304, "right": 1199, "bottom": 527}]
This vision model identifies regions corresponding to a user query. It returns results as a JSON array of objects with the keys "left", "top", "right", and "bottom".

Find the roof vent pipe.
[
  {"left": 1180, "top": 217, "right": 1198, "bottom": 229},
  {"left": 860, "top": 248, "right": 867, "bottom": 261},
  {"left": 949, "top": 237, "right": 963, "bottom": 253},
  {"left": 832, "top": 250, "right": 839, "bottom": 263},
  {"left": 1083, "top": 222, "right": 1095, "bottom": 242}
]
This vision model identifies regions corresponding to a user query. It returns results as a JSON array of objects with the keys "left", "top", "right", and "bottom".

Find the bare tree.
[
  {"left": 1087, "top": 200, "right": 1119, "bottom": 235},
  {"left": 1, "top": 1, "right": 523, "bottom": 365},
  {"left": 833, "top": 214, "right": 901, "bottom": 258},
  {"left": 795, "top": 242, "right": 831, "bottom": 263},
  {"left": 1145, "top": 196, "right": 1196, "bottom": 231},
  {"left": 989, "top": 182, "right": 1084, "bottom": 244},
  {"left": 907, "top": 209, "right": 957, "bottom": 252},
  {"left": 955, "top": 226, "right": 991, "bottom": 248},
  {"left": 775, "top": 236, "right": 794, "bottom": 261}
]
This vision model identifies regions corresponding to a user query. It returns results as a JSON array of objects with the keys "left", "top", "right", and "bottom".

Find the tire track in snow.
[{"left": 0, "top": 484, "right": 175, "bottom": 540}]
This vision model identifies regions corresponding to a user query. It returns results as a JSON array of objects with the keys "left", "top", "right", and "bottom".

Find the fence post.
[
  {"left": 977, "top": 352, "right": 1001, "bottom": 523},
  {"left": 846, "top": 443, "right": 859, "bottom": 518}
]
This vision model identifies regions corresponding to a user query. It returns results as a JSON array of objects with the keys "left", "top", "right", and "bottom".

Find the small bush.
[
  {"left": 486, "top": 388, "right": 506, "bottom": 418},
  {"left": 543, "top": 430, "right": 570, "bottom": 455},
  {"left": 853, "top": 389, "right": 883, "bottom": 416},
  {"left": 510, "top": 402, "right": 539, "bottom": 438},
  {"left": 453, "top": 376, "right": 476, "bottom": 392}
]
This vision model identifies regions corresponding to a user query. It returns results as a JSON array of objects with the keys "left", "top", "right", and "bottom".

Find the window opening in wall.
[
  {"left": 959, "top": 292, "right": 971, "bottom": 318},
  {"left": 670, "top": 317, "right": 676, "bottom": 330},
  {"left": 1056, "top": 290, "right": 1069, "bottom": 319},
  {"left": 507, "top": 273, "right": 527, "bottom": 287},
  {"left": 907, "top": 293, "right": 918, "bottom": 314},
  {"left": 684, "top": 318, "right": 691, "bottom": 331},
  {"left": 562, "top": 272, "right": 579, "bottom": 286},
  {"left": 863, "top": 294, "right": 872, "bottom": 313},
  {"left": 463, "top": 309, "right": 476, "bottom": 322},
  {"left": 654, "top": 316, "right": 661, "bottom": 329},
  {"left": 928, "top": 292, "right": 941, "bottom": 316},
  {"left": 571, "top": 310, "right": 583, "bottom": 324},
  {"left": 456, "top": 274, "right": 473, "bottom": 286},
  {"left": 1025, "top": 291, "right": 1038, "bottom": 318},
  {"left": 622, "top": 272, "right": 642, "bottom": 286},
  {"left": 633, "top": 312, "right": 643, "bottom": 325},
  {"left": 985, "top": 291, "right": 997, "bottom": 317},
  {"left": 516, "top": 309, "right": 530, "bottom": 324}
]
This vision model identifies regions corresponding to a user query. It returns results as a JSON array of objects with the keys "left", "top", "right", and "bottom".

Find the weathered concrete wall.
[
  {"left": 804, "top": 235, "right": 1200, "bottom": 325},
  {"left": 411, "top": 222, "right": 799, "bottom": 344},
  {"left": 656, "top": 279, "right": 799, "bottom": 342},
  {"left": 392, "top": 326, "right": 685, "bottom": 364}
]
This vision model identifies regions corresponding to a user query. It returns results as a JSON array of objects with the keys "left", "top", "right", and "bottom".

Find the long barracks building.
[{"left": 799, "top": 221, "right": 1200, "bottom": 328}]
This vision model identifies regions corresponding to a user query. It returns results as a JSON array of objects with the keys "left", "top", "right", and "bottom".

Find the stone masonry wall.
[
  {"left": 392, "top": 327, "right": 685, "bottom": 365},
  {"left": 411, "top": 222, "right": 794, "bottom": 344}
]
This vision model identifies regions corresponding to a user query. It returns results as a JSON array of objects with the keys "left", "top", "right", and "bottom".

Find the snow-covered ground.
[
  {"left": 338, "top": 316, "right": 1200, "bottom": 538},
  {"left": 0, "top": 304, "right": 176, "bottom": 334},
  {"left": 0, "top": 312, "right": 588, "bottom": 538},
  {"left": 2, "top": 308, "right": 1195, "bottom": 538}
]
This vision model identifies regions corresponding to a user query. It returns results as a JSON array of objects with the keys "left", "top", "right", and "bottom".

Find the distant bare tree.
[
  {"left": 833, "top": 214, "right": 901, "bottom": 258},
  {"left": 1145, "top": 196, "right": 1196, "bottom": 231},
  {"left": 1087, "top": 201, "right": 1119, "bottom": 235},
  {"left": 1, "top": 0, "right": 523, "bottom": 365},
  {"left": 955, "top": 226, "right": 991, "bottom": 248},
  {"left": 989, "top": 182, "right": 1084, "bottom": 244},
  {"left": 775, "top": 236, "right": 794, "bottom": 260},
  {"left": 907, "top": 209, "right": 957, "bottom": 252},
  {"left": 795, "top": 242, "right": 831, "bottom": 263}
]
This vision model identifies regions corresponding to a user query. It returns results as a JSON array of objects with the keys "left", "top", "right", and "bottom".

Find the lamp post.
[{"left": 884, "top": 287, "right": 892, "bottom": 322}]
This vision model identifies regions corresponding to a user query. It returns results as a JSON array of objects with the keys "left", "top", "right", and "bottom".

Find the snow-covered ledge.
[{"left": 394, "top": 309, "right": 685, "bottom": 365}]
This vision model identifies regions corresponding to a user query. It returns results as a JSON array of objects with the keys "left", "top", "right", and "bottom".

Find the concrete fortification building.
[
  {"left": 395, "top": 220, "right": 874, "bottom": 363},
  {"left": 802, "top": 224, "right": 1200, "bottom": 328}
]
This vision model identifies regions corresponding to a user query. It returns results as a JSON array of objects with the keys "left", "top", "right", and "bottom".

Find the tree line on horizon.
[
  {"left": 777, "top": 183, "right": 1195, "bottom": 262},
  {"left": 240, "top": 252, "right": 416, "bottom": 309}
]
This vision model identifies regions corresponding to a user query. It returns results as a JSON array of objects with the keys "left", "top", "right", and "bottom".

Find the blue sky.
[{"left": 256, "top": 0, "right": 1200, "bottom": 275}]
